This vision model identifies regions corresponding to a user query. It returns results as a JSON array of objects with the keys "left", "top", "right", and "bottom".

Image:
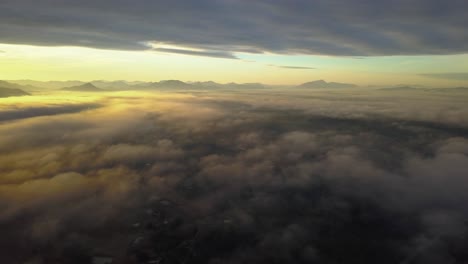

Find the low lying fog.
[{"left": 1, "top": 88, "right": 468, "bottom": 263}]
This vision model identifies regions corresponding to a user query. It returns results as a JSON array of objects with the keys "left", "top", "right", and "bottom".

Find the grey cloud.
[
  {"left": 0, "top": 0, "right": 467, "bottom": 56},
  {"left": 100, "top": 140, "right": 184, "bottom": 166}
]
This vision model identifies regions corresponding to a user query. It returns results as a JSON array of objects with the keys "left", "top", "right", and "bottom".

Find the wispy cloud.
[
  {"left": 420, "top": 72, "right": 468, "bottom": 80},
  {"left": 153, "top": 47, "right": 237, "bottom": 59},
  {"left": 268, "top": 64, "right": 315, "bottom": 70},
  {"left": 280, "top": 66, "right": 315, "bottom": 70}
]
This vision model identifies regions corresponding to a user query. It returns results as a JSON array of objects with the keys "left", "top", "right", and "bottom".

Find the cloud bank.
[{"left": 1, "top": 89, "right": 468, "bottom": 263}]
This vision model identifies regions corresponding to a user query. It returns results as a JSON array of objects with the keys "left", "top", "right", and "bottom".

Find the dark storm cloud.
[
  {"left": 0, "top": 0, "right": 467, "bottom": 56},
  {"left": 420, "top": 72, "right": 468, "bottom": 80},
  {"left": 1, "top": 89, "right": 468, "bottom": 263}
]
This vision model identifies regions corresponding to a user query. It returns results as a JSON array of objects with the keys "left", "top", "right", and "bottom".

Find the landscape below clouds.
[{"left": 1, "top": 84, "right": 468, "bottom": 264}]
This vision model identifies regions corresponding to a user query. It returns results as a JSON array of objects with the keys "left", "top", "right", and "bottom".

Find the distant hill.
[
  {"left": 0, "top": 87, "right": 30, "bottom": 98},
  {"left": 377, "top": 86, "right": 468, "bottom": 93},
  {"left": 224, "top": 82, "right": 265, "bottom": 89},
  {"left": 61, "top": 83, "right": 104, "bottom": 92},
  {"left": 191, "top": 81, "right": 266, "bottom": 89},
  {"left": 136, "top": 80, "right": 269, "bottom": 90},
  {"left": 0, "top": 80, "right": 40, "bottom": 92},
  {"left": 10, "top": 80, "right": 145, "bottom": 90},
  {"left": 378, "top": 86, "right": 422, "bottom": 91},
  {"left": 11, "top": 80, "right": 84, "bottom": 89},
  {"left": 158, "top": 80, "right": 193, "bottom": 89},
  {"left": 136, "top": 80, "right": 194, "bottom": 89},
  {"left": 297, "top": 80, "right": 356, "bottom": 89},
  {"left": 190, "top": 81, "right": 223, "bottom": 89},
  {"left": 91, "top": 80, "right": 144, "bottom": 90}
]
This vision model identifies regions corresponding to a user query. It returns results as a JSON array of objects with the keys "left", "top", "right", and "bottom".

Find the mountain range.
[
  {"left": 61, "top": 83, "right": 104, "bottom": 92},
  {"left": 0, "top": 80, "right": 31, "bottom": 97},
  {"left": 2, "top": 79, "right": 467, "bottom": 93},
  {"left": 0, "top": 87, "right": 30, "bottom": 98},
  {"left": 297, "top": 80, "right": 357, "bottom": 89}
]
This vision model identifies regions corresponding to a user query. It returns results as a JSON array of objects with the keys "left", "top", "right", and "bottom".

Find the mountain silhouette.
[
  {"left": 298, "top": 80, "right": 356, "bottom": 88},
  {"left": 0, "top": 87, "right": 30, "bottom": 97},
  {"left": 61, "top": 83, "right": 104, "bottom": 91}
]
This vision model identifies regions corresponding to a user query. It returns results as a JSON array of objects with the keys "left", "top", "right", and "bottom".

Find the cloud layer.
[
  {"left": 0, "top": 0, "right": 467, "bottom": 56},
  {"left": 1, "top": 89, "right": 468, "bottom": 263}
]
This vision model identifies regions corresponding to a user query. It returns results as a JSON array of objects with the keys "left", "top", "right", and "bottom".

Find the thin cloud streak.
[
  {"left": 420, "top": 72, "right": 468, "bottom": 80},
  {"left": 268, "top": 64, "right": 315, "bottom": 70},
  {"left": 153, "top": 47, "right": 238, "bottom": 59},
  {"left": 279, "top": 65, "right": 315, "bottom": 70}
]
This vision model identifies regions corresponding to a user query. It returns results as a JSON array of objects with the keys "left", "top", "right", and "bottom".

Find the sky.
[{"left": 0, "top": 0, "right": 467, "bottom": 86}]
